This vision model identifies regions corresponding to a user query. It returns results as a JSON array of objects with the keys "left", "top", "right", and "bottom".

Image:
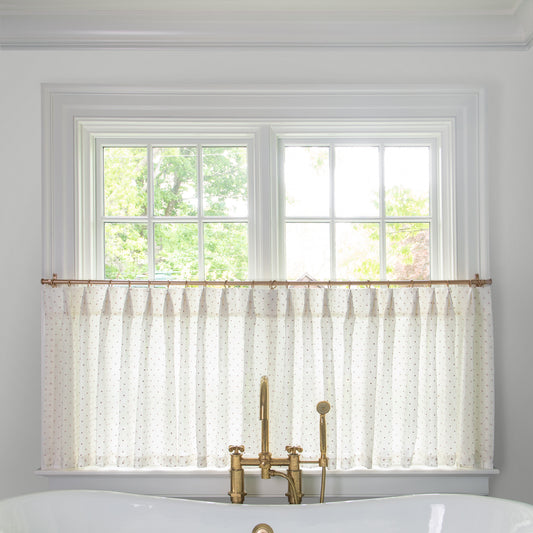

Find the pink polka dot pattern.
[{"left": 41, "top": 285, "right": 494, "bottom": 471}]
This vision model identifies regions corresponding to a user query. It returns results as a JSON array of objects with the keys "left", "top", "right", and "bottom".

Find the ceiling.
[{"left": 0, "top": 0, "right": 532, "bottom": 48}]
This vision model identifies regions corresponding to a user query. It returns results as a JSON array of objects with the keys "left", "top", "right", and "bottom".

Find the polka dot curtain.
[{"left": 41, "top": 285, "right": 493, "bottom": 471}]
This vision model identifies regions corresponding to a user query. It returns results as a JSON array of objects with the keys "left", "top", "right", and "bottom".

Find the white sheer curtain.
[{"left": 41, "top": 284, "right": 493, "bottom": 471}]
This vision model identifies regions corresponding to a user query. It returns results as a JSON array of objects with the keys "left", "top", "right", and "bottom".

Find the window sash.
[
  {"left": 93, "top": 137, "right": 256, "bottom": 280},
  {"left": 77, "top": 122, "right": 456, "bottom": 282},
  {"left": 277, "top": 138, "right": 438, "bottom": 280}
]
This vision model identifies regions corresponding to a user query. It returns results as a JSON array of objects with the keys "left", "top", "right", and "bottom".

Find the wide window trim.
[{"left": 43, "top": 86, "right": 487, "bottom": 280}]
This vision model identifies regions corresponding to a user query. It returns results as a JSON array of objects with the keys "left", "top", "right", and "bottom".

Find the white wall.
[{"left": 0, "top": 46, "right": 532, "bottom": 503}]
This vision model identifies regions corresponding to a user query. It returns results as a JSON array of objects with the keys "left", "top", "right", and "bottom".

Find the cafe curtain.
[{"left": 41, "top": 284, "right": 493, "bottom": 470}]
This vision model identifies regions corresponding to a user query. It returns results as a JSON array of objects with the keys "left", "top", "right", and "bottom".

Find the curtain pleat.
[{"left": 42, "top": 285, "right": 494, "bottom": 471}]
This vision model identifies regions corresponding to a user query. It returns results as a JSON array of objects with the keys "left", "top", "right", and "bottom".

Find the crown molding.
[{"left": 2, "top": 1, "right": 533, "bottom": 49}]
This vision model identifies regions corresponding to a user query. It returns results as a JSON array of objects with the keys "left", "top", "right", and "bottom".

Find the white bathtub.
[{"left": 1, "top": 490, "right": 533, "bottom": 533}]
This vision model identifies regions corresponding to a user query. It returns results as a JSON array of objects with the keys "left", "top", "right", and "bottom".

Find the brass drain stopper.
[{"left": 252, "top": 524, "right": 274, "bottom": 533}]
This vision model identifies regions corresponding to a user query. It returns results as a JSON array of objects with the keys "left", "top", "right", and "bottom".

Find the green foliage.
[
  {"left": 105, "top": 223, "right": 148, "bottom": 279},
  {"left": 154, "top": 223, "right": 199, "bottom": 280},
  {"left": 336, "top": 187, "right": 430, "bottom": 281},
  {"left": 203, "top": 147, "right": 248, "bottom": 216},
  {"left": 204, "top": 223, "right": 248, "bottom": 280},
  {"left": 103, "top": 145, "right": 248, "bottom": 280},
  {"left": 103, "top": 143, "right": 429, "bottom": 282},
  {"left": 154, "top": 147, "right": 198, "bottom": 217},
  {"left": 385, "top": 185, "right": 429, "bottom": 217},
  {"left": 386, "top": 222, "right": 430, "bottom": 280},
  {"left": 104, "top": 147, "right": 148, "bottom": 216}
]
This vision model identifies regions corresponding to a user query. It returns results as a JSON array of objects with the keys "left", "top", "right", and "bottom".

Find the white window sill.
[{"left": 36, "top": 468, "right": 499, "bottom": 503}]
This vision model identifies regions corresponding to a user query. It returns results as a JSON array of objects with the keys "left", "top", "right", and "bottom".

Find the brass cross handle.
[
  {"left": 286, "top": 446, "right": 303, "bottom": 455},
  {"left": 229, "top": 445, "right": 245, "bottom": 455}
]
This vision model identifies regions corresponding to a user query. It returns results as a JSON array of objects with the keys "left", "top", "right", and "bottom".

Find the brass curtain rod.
[{"left": 41, "top": 274, "right": 491, "bottom": 288}]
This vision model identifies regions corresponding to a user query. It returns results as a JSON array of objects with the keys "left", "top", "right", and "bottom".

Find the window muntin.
[
  {"left": 98, "top": 142, "right": 250, "bottom": 281},
  {"left": 280, "top": 141, "right": 434, "bottom": 281}
]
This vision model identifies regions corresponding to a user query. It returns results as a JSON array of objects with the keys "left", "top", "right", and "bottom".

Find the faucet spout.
[{"left": 260, "top": 376, "right": 269, "bottom": 455}]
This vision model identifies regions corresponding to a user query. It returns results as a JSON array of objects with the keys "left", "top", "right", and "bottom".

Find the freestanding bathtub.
[{"left": 1, "top": 490, "right": 533, "bottom": 532}]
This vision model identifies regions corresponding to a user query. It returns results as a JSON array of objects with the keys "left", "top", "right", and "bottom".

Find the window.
[
  {"left": 44, "top": 87, "right": 487, "bottom": 281},
  {"left": 86, "top": 129, "right": 449, "bottom": 282}
]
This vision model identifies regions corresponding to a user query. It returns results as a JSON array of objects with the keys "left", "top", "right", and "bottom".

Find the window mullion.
[
  {"left": 379, "top": 144, "right": 387, "bottom": 280},
  {"left": 94, "top": 142, "right": 105, "bottom": 279},
  {"left": 197, "top": 144, "right": 205, "bottom": 280},
  {"left": 277, "top": 138, "right": 287, "bottom": 280},
  {"left": 329, "top": 144, "right": 336, "bottom": 281},
  {"left": 261, "top": 126, "right": 277, "bottom": 281},
  {"left": 147, "top": 144, "right": 155, "bottom": 280}
]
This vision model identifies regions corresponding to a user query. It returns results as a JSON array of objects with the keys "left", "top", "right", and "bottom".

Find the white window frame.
[
  {"left": 276, "top": 131, "right": 444, "bottom": 280},
  {"left": 93, "top": 135, "right": 257, "bottom": 280},
  {"left": 41, "top": 84, "right": 493, "bottom": 498}
]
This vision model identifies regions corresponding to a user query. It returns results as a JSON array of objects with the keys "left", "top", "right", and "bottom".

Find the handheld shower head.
[{"left": 316, "top": 401, "right": 330, "bottom": 415}]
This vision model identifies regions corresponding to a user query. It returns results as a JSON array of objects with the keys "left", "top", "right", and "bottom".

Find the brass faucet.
[{"left": 228, "top": 376, "right": 331, "bottom": 504}]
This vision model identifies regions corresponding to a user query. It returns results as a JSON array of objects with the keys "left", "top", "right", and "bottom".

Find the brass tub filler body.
[{"left": 229, "top": 376, "right": 330, "bottom": 504}]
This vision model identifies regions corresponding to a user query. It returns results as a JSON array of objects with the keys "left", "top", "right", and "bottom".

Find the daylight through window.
[
  {"left": 89, "top": 125, "right": 446, "bottom": 282},
  {"left": 282, "top": 143, "right": 432, "bottom": 281}
]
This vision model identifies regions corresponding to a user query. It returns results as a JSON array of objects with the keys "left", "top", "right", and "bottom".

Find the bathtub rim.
[{"left": 0, "top": 488, "right": 529, "bottom": 510}]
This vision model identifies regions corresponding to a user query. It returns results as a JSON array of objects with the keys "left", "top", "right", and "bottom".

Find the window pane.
[
  {"left": 104, "top": 223, "right": 148, "bottom": 279},
  {"left": 104, "top": 147, "right": 147, "bottom": 216},
  {"left": 203, "top": 147, "right": 248, "bottom": 217},
  {"left": 284, "top": 147, "right": 329, "bottom": 217},
  {"left": 386, "top": 222, "right": 430, "bottom": 280},
  {"left": 286, "top": 223, "right": 330, "bottom": 280},
  {"left": 153, "top": 147, "right": 197, "bottom": 217},
  {"left": 335, "top": 147, "right": 379, "bottom": 217},
  {"left": 336, "top": 223, "right": 380, "bottom": 280},
  {"left": 385, "top": 147, "right": 430, "bottom": 217},
  {"left": 154, "top": 223, "right": 199, "bottom": 280},
  {"left": 204, "top": 223, "right": 248, "bottom": 280}
]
